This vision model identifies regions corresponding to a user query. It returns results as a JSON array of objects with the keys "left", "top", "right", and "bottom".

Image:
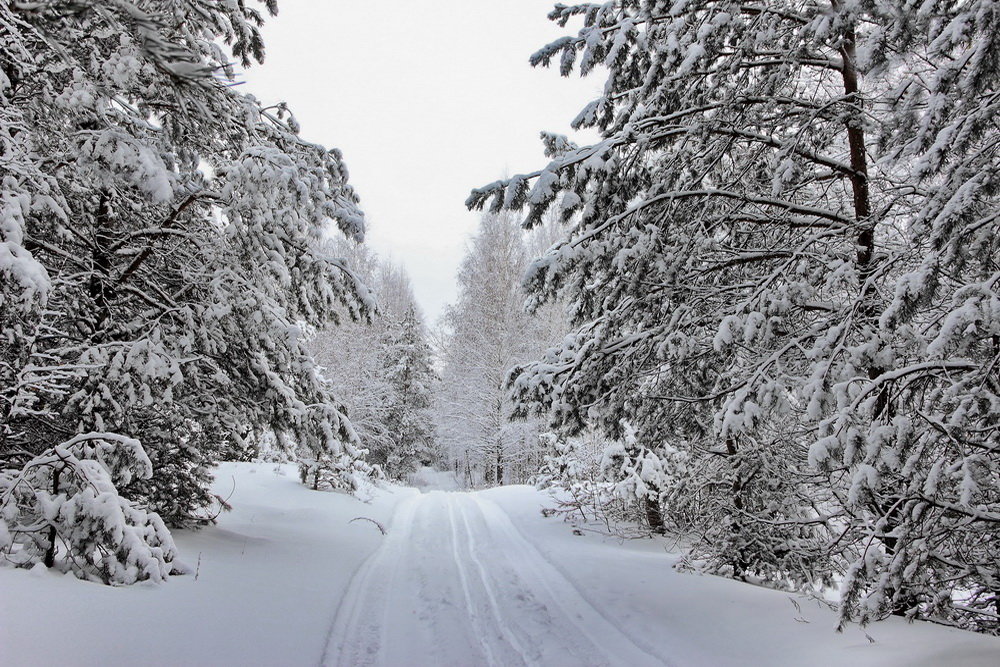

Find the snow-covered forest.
[{"left": 2, "top": 1, "right": 999, "bottom": 665}]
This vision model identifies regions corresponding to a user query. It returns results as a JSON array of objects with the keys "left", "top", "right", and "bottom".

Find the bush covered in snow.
[{"left": 0, "top": 434, "right": 177, "bottom": 584}]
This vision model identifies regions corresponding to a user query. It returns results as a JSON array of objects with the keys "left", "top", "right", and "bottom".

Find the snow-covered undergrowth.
[{"left": 2, "top": 464, "right": 998, "bottom": 666}]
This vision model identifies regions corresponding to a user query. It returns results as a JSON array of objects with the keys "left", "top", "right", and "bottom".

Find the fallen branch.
[{"left": 350, "top": 516, "right": 387, "bottom": 535}]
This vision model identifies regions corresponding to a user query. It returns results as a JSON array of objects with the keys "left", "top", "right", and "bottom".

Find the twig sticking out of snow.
[{"left": 350, "top": 517, "right": 387, "bottom": 535}]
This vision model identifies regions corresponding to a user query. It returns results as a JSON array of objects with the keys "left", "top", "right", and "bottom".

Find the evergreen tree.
[
  {"left": 1, "top": 0, "right": 370, "bottom": 580},
  {"left": 308, "top": 243, "right": 437, "bottom": 481},
  {"left": 472, "top": 1, "right": 1000, "bottom": 631},
  {"left": 380, "top": 307, "right": 437, "bottom": 479}
]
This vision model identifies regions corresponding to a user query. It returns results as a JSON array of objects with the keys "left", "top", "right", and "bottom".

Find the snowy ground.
[
  {"left": 2, "top": 464, "right": 998, "bottom": 666},
  {"left": 327, "top": 491, "right": 662, "bottom": 666},
  {"left": 0, "top": 463, "right": 414, "bottom": 667},
  {"left": 406, "top": 465, "right": 462, "bottom": 492}
]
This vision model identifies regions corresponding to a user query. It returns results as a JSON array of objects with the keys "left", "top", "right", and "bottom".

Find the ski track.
[{"left": 323, "top": 491, "right": 670, "bottom": 667}]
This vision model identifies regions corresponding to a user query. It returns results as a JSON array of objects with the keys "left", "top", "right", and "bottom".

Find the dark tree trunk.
[
  {"left": 644, "top": 485, "right": 665, "bottom": 534},
  {"left": 88, "top": 193, "right": 115, "bottom": 337},
  {"left": 725, "top": 438, "right": 751, "bottom": 576},
  {"left": 43, "top": 465, "right": 61, "bottom": 568},
  {"left": 836, "top": 5, "right": 911, "bottom": 618}
]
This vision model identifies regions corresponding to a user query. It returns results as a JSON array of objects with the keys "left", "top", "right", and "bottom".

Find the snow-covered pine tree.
[
  {"left": 817, "top": 2, "right": 1000, "bottom": 632},
  {"left": 471, "top": 1, "right": 999, "bottom": 629},
  {"left": 471, "top": 0, "right": 866, "bottom": 585},
  {"left": 0, "top": 433, "right": 178, "bottom": 584},
  {"left": 379, "top": 307, "right": 437, "bottom": 479},
  {"left": 307, "top": 240, "right": 395, "bottom": 479},
  {"left": 1, "top": 0, "right": 371, "bottom": 580}
]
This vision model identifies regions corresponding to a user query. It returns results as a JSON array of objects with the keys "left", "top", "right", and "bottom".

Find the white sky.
[{"left": 240, "top": 1, "right": 601, "bottom": 323}]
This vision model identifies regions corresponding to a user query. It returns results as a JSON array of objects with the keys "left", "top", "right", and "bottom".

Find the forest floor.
[{"left": 2, "top": 463, "right": 998, "bottom": 666}]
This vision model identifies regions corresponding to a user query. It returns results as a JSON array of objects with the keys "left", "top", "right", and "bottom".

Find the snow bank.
[
  {"left": 0, "top": 463, "right": 413, "bottom": 666},
  {"left": 480, "top": 485, "right": 1000, "bottom": 667}
]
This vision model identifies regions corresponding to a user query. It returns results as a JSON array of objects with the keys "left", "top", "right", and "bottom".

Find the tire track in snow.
[
  {"left": 452, "top": 495, "right": 533, "bottom": 666},
  {"left": 468, "top": 494, "right": 673, "bottom": 666},
  {"left": 325, "top": 492, "right": 498, "bottom": 666},
  {"left": 322, "top": 491, "right": 672, "bottom": 667},
  {"left": 321, "top": 494, "right": 420, "bottom": 667},
  {"left": 445, "top": 495, "right": 501, "bottom": 666},
  {"left": 458, "top": 494, "right": 606, "bottom": 665}
]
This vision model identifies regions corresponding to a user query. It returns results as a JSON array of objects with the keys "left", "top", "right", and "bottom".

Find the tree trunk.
[
  {"left": 725, "top": 437, "right": 751, "bottom": 576},
  {"left": 644, "top": 485, "right": 665, "bottom": 534},
  {"left": 43, "top": 465, "right": 61, "bottom": 568},
  {"left": 836, "top": 4, "right": 910, "bottom": 617},
  {"left": 88, "top": 192, "right": 115, "bottom": 337}
]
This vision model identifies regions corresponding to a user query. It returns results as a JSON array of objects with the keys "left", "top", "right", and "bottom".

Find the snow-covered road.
[
  {"left": 325, "top": 491, "right": 668, "bottom": 667},
  {"left": 4, "top": 464, "right": 999, "bottom": 667}
]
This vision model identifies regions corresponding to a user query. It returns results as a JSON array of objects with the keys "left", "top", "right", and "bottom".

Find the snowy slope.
[
  {"left": 482, "top": 485, "right": 1000, "bottom": 667},
  {"left": 0, "top": 463, "right": 414, "bottom": 666},
  {"left": 2, "top": 465, "right": 998, "bottom": 666}
]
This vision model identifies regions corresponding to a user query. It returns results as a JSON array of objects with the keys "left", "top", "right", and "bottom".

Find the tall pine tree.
[
  {"left": 380, "top": 307, "right": 437, "bottom": 479},
  {"left": 472, "top": 1, "right": 1000, "bottom": 631},
  {"left": 1, "top": 0, "right": 370, "bottom": 581}
]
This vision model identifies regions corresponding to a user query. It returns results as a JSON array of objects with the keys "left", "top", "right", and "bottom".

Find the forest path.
[{"left": 322, "top": 491, "right": 668, "bottom": 667}]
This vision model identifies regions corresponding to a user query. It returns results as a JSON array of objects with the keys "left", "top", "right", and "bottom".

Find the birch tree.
[{"left": 437, "top": 212, "right": 565, "bottom": 486}]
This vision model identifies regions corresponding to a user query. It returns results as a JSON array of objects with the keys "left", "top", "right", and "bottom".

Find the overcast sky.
[{"left": 240, "top": 1, "right": 600, "bottom": 323}]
